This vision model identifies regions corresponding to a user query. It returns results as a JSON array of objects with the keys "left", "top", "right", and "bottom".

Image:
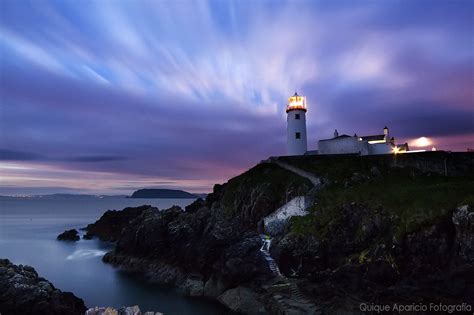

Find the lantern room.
[{"left": 286, "top": 92, "right": 307, "bottom": 113}]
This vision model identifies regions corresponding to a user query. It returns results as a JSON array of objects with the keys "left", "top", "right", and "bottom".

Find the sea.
[{"left": 0, "top": 196, "right": 228, "bottom": 314}]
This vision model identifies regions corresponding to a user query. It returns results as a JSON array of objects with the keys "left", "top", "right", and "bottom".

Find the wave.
[{"left": 66, "top": 249, "right": 107, "bottom": 260}]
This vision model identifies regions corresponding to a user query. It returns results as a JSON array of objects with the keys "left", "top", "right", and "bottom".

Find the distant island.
[{"left": 130, "top": 189, "right": 198, "bottom": 199}]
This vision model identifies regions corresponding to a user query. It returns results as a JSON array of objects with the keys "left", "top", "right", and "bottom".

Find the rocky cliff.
[
  {"left": 84, "top": 205, "right": 151, "bottom": 241},
  {"left": 0, "top": 259, "right": 87, "bottom": 315},
  {"left": 87, "top": 152, "right": 473, "bottom": 314}
]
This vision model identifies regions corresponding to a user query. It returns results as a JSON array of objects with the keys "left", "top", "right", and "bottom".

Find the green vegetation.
[
  {"left": 287, "top": 155, "right": 474, "bottom": 238},
  {"left": 279, "top": 154, "right": 392, "bottom": 182},
  {"left": 220, "top": 163, "right": 311, "bottom": 218}
]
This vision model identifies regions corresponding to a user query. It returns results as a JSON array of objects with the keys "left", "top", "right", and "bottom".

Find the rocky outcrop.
[
  {"left": 97, "top": 163, "right": 310, "bottom": 313},
  {"left": 272, "top": 203, "right": 474, "bottom": 311},
  {"left": 453, "top": 205, "right": 474, "bottom": 262},
  {"left": 103, "top": 206, "right": 271, "bottom": 294},
  {"left": 0, "top": 259, "right": 87, "bottom": 315},
  {"left": 84, "top": 205, "right": 152, "bottom": 241},
  {"left": 217, "top": 286, "right": 266, "bottom": 314},
  {"left": 57, "top": 229, "right": 80, "bottom": 241},
  {"left": 85, "top": 156, "right": 473, "bottom": 314},
  {"left": 85, "top": 305, "right": 162, "bottom": 315}
]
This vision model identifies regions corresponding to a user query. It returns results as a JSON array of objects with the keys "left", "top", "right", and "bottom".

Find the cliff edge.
[{"left": 88, "top": 152, "right": 473, "bottom": 314}]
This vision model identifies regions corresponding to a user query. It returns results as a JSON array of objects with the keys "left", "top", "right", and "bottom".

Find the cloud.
[
  {"left": 64, "top": 156, "right": 129, "bottom": 163},
  {"left": 0, "top": 149, "right": 44, "bottom": 161},
  {"left": 0, "top": 0, "right": 472, "bottom": 194}
]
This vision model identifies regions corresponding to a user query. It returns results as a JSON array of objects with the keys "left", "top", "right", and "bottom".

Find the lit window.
[
  {"left": 295, "top": 132, "right": 301, "bottom": 139},
  {"left": 295, "top": 114, "right": 300, "bottom": 120}
]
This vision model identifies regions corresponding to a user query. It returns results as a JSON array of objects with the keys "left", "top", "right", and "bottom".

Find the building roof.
[
  {"left": 319, "top": 134, "right": 352, "bottom": 142},
  {"left": 360, "top": 134, "right": 385, "bottom": 141}
]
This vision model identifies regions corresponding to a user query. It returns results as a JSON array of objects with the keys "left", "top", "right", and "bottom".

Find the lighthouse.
[{"left": 286, "top": 92, "right": 308, "bottom": 155}]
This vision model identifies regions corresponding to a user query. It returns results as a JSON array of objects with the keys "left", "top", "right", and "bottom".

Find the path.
[
  {"left": 266, "top": 158, "right": 321, "bottom": 188},
  {"left": 259, "top": 235, "right": 321, "bottom": 314}
]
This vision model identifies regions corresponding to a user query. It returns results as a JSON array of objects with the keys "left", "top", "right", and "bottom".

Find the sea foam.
[{"left": 66, "top": 249, "right": 106, "bottom": 260}]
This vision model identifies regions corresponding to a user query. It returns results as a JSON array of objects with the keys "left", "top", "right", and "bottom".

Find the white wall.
[
  {"left": 264, "top": 196, "right": 309, "bottom": 235},
  {"left": 317, "top": 135, "right": 395, "bottom": 156},
  {"left": 318, "top": 137, "right": 363, "bottom": 155},
  {"left": 368, "top": 142, "right": 393, "bottom": 155},
  {"left": 287, "top": 109, "right": 307, "bottom": 155}
]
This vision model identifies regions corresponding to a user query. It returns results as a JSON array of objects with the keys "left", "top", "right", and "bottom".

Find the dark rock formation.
[
  {"left": 217, "top": 286, "right": 265, "bottom": 314},
  {"left": 272, "top": 204, "right": 474, "bottom": 312},
  {"left": 101, "top": 163, "right": 310, "bottom": 312},
  {"left": 85, "top": 154, "right": 474, "bottom": 314},
  {"left": 452, "top": 205, "right": 474, "bottom": 262},
  {"left": 84, "top": 205, "right": 152, "bottom": 241},
  {"left": 130, "top": 188, "right": 197, "bottom": 199},
  {"left": 57, "top": 229, "right": 80, "bottom": 241},
  {"left": 0, "top": 259, "right": 87, "bottom": 315}
]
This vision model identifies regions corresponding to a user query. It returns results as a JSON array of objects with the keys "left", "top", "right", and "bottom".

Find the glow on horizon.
[
  {"left": 411, "top": 137, "right": 433, "bottom": 148},
  {"left": 0, "top": 162, "right": 217, "bottom": 195}
]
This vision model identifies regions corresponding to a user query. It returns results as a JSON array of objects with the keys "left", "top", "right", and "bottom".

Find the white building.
[
  {"left": 317, "top": 127, "right": 409, "bottom": 155},
  {"left": 284, "top": 92, "right": 408, "bottom": 156},
  {"left": 286, "top": 92, "right": 308, "bottom": 155}
]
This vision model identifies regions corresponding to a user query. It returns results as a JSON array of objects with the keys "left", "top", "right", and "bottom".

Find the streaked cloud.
[{"left": 0, "top": 0, "right": 472, "bottom": 194}]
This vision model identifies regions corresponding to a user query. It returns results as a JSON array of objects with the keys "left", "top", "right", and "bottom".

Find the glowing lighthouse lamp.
[{"left": 286, "top": 92, "right": 308, "bottom": 155}]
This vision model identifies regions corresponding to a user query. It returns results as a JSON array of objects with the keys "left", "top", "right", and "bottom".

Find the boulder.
[
  {"left": 452, "top": 205, "right": 474, "bottom": 262},
  {"left": 370, "top": 166, "right": 381, "bottom": 177},
  {"left": 85, "top": 307, "right": 118, "bottom": 315},
  {"left": 218, "top": 286, "right": 265, "bottom": 314},
  {"left": 203, "top": 274, "right": 226, "bottom": 297},
  {"left": 350, "top": 172, "right": 368, "bottom": 184},
  {"left": 85, "top": 305, "right": 163, "bottom": 315},
  {"left": 57, "top": 229, "right": 80, "bottom": 241},
  {"left": 178, "top": 276, "right": 204, "bottom": 296},
  {"left": 118, "top": 305, "right": 140, "bottom": 315},
  {"left": 0, "top": 259, "right": 86, "bottom": 315}
]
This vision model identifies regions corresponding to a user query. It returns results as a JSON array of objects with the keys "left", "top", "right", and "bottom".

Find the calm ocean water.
[{"left": 0, "top": 197, "right": 227, "bottom": 314}]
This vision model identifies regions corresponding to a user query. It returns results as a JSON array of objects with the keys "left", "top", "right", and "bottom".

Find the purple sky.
[{"left": 1, "top": 1, "right": 473, "bottom": 195}]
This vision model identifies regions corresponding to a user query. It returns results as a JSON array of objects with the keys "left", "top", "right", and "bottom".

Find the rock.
[
  {"left": 364, "top": 259, "right": 398, "bottom": 286},
  {"left": 350, "top": 172, "right": 368, "bottom": 184},
  {"left": 218, "top": 286, "right": 265, "bottom": 314},
  {"left": 83, "top": 233, "right": 94, "bottom": 240},
  {"left": 178, "top": 276, "right": 204, "bottom": 296},
  {"left": 452, "top": 205, "right": 474, "bottom": 262},
  {"left": 184, "top": 197, "right": 206, "bottom": 213},
  {"left": 0, "top": 258, "right": 86, "bottom": 315},
  {"left": 84, "top": 158, "right": 474, "bottom": 314},
  {"left": 57, "top": 229, "right": 80, "bottom": 241},
  {"left": 86, "top": 306, "right": 118, "bottom": 315},
  {"left": 84, "top": 205, "right": 153, "bottom": 241},
  {"left": 401, "top": 214, "right": 456, "bottom": 275},
  {"left": 370, "top": 166, "right": 381, "bottom": 176},
  {"left": 86, "top": 306, "right": 162, "bottom": 315},
  {"left": 272, "top": 233, "right": 321, "bottom": 276},
  {"left": 203, "top": 274, "right": 226, "bottom": 297},
  {"left": 118, "top": 305, "right": 140, "bottom": 315}
]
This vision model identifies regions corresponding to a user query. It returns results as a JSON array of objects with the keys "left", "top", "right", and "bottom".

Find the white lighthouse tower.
[{"left": 286, "top": 92, "right": 308, "bottom": 155}]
